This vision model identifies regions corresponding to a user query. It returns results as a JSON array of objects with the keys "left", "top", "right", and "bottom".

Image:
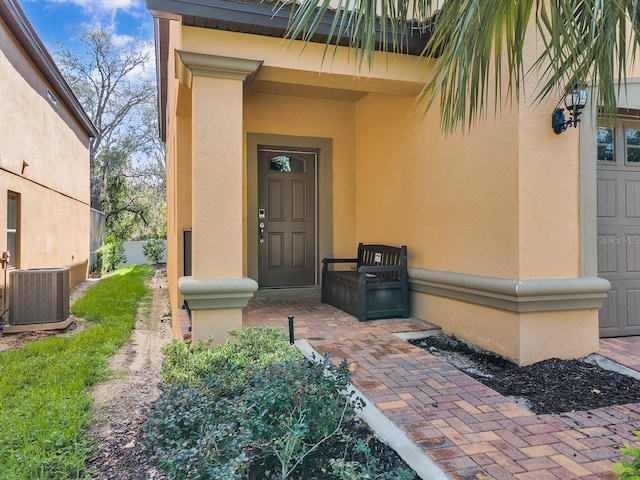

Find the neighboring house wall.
[{"left": 0, "top": 0, "right": 95, "bottom": 289}]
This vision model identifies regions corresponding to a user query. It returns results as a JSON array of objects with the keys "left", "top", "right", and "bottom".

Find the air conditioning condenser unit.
[{"left": 8, "top": 267, "right": 70, "bottom": 327}]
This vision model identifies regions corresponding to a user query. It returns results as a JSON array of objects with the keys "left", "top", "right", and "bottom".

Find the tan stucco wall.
[
  {"left": 0, "top": 17, "right": 90, "bottom": 288},
  {"left": 345, "top": 19, "right": 586, "bottom": 363},
  {"left": 181, "top": 28, "right": 428, "bottom": 92},
  {"left": 191, "top": 74, "right": 244, "bottom": 279},
  {"left": 412, "top": 293, "right": 600, "bottom": 365},
  {"left": 353, "top": 22, "right": 580, "bottom": 281},
  {"left": 164, "top": 21, "right": 188, "bottom": 338},
  {"left": 355, "top": 93, "right": 522, "bottom": 278},
  {"left": 517, "top": 27, "right": 582, "bottom": 280}
]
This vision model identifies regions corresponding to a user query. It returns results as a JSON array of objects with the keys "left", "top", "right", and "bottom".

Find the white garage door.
[{"left": 597, "top": 120, "right": 640, "bottom": 337}]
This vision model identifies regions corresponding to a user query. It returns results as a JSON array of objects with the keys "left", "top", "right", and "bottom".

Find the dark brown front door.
[{"left": 258, "top": 148, "right": 317, "bottom": 287}]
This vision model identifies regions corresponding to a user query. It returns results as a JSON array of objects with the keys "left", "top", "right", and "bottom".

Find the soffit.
[
  {"left": 248, "top": 79, "right": 369, "bottom": 102},
  {"left": 248, "top": 65, "right": 426, "bottom": 99}
]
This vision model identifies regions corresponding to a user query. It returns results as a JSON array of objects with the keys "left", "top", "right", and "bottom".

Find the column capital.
[
  {"left": 178, "top": 276, "right": 258, "bottom": 310},
  {"left": 176, "top": 50, "right": 262, "bottom": 87}
]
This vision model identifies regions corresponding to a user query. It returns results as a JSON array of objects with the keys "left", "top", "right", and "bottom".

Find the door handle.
[{"left": 259, "top": 221, "right": 265, "bottom": 244}]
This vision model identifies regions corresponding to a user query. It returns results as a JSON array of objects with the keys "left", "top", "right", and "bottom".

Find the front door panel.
[{"left": 258, "top": 148, "right": 316, "bottom": 287}]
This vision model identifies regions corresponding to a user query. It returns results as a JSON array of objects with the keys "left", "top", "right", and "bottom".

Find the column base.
[{"left": 178, "top": 276, "right": 258, "bottom": 343}]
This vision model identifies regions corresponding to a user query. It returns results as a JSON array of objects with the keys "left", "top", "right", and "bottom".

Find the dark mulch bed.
[
  {"left": 248, "top": 416, "right": 414, "bottom": 479},
  {"left": 410, "top": 333, "right": 640, "bottom": 415}
]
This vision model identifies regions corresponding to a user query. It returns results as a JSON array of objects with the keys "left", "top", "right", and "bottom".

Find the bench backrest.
[{"left": 357, "top": 243, "right": 407, "bottom": 280}]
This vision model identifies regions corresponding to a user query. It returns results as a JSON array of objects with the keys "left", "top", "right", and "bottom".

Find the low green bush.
[
  {"left": 160, "top": 326, "right": 303, "bottom": 386},
  {"left": 145, "top": 327, "right": 414, "bottom": 480},
  {"left": 246, "top": 358, "right": 352, "bottom": 443},
  {"left": 95, "top": 235, "right": 126, "bottom": 275},
  {"left": 143, "top": 374, "right": 251, "bottom": 479},
  {"left": 145, "top": 354, "right": 358, "bottom": 480},
  {"left": 142, "top": 238, "right": 165, "bottom": 264},
  {"left": 243, "top": 358, "right": 358, "bottom": 478},
  {"left": 614, "top": 431, "right": 640, "bottom": 479}
]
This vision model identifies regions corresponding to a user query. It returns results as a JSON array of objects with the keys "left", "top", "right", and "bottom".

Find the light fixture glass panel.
[
  {"left": 597, "top": 126, "right": 615, "bottom": 162},
  {"left": 626, "top": 128, "right": 640, "bottom": 163},
  {"left": 565, "top": 87, "right": 588, "bottom": 112}
]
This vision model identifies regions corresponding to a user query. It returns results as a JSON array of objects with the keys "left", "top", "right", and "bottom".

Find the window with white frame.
[{"left": 597, "top": 118, "right": 640, "bottom": 164}]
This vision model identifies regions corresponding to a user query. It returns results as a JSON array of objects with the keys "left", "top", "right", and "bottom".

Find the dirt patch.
[
  {"left": 86, "top": 266, "right": 171, "bottom": 480},
  {"left": 410, "top": 333, "right": 640, "bottom": 415}
]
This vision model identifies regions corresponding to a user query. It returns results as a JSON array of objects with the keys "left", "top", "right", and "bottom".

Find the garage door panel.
[
  {"left": 627, "top": 289, "right": 640, "bottom": 326},
  {"left": 597, "top": 179, "right": 616, "bottom": 217},
  {"left": 597, "top": 237, "right": 617, "bottom": 272},
  {"left": 598, "top": 289, "right": 617, "bottom": 329},
  {"left": 626, "top": 180, "right": 640, "bottom": 218},
  {"left": 627, "top": 236, "right": 640, "bottom": 272}
]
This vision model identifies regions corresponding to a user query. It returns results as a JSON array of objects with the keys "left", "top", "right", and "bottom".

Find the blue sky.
[{"left": 20, "top": 0, "right": 154, "bottom": 50}]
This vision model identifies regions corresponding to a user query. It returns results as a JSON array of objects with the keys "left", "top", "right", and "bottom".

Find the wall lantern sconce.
[{"left": 552, "top": 85, "right": 588, "bottom": 134}]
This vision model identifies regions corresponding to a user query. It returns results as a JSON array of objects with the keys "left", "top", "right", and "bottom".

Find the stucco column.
[{"left": 176, "top": 51, "right": 261, "bottom": 343}]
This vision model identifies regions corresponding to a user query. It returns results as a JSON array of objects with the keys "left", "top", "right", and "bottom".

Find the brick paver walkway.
[{"left": 244, "top": 298, "right": 640, "bottom": 479}]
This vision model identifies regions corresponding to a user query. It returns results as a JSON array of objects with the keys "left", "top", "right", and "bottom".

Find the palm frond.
[{"left": 278, "top": 0, "right": 640, "bottom": 133}]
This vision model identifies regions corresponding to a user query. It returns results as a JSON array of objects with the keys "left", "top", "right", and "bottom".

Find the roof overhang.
[
  {"left": 147, "top": 0, "right": 434, "bottom": 141},
  {"left": 148, "top": 0, "right": 432, "bottom": 56},
  {"left": 0, "top": 0, "right": 98, "bottom": 138}
]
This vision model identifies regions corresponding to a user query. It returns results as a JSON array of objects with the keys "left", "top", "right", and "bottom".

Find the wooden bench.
[{"left": 322, "top": 243, "right": 409, "bottom": 321}]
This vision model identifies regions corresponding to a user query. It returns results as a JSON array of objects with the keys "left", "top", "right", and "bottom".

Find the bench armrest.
[
  {"left": 322, "top": 257, "right": 358, "bottom": 272},
  {"left": 322, "top": 258, "right": 358, "bottom": 264}
]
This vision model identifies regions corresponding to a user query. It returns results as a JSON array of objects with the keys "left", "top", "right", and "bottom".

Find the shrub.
[
  {"left": 143, "top": 376, "right": 252, "bottom": 480},
  {"left": 146, "top": 331, "right": 361, "bottom": 479},
  {"left": 245, "top": 358, "right": 352, "bottom": 443},
  {"left": 142, "top": 238, "right": 165, "bottom": 264},
  {"left": 95, "top": 235, "right": 126, "bottom": 275},
  {"left": 614, "top": 431, "right": 640, "bottom": 479},
  {"left": 330, "top": 439, "right": 416, "bottom": 480},
  {"left": 243, "top": 357, "right": 358, "bottom": 478},
  {"left": 160, "top": 326, "right": 303, "bottom": 386},
  {"left": 146, "top": 326, "right": 414, "bottom": 479}
]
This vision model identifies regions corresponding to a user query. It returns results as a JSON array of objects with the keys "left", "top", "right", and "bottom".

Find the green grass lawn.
[{"left": 0, "top": 264, "right": 153, "bottom": 480}]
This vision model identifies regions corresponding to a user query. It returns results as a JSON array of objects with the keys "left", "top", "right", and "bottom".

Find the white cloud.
[
  {"left": 112, "top": 33, "right": 137, "bottom": 47},
  {"left": 123, "top": 40, "right": 156, "bottom": 83},
  {"left": 51, "top": 0, "right": 140, "bottom": 13},
  {"left": 44, "top": 0, "right": 154, "bottom": 42}
]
